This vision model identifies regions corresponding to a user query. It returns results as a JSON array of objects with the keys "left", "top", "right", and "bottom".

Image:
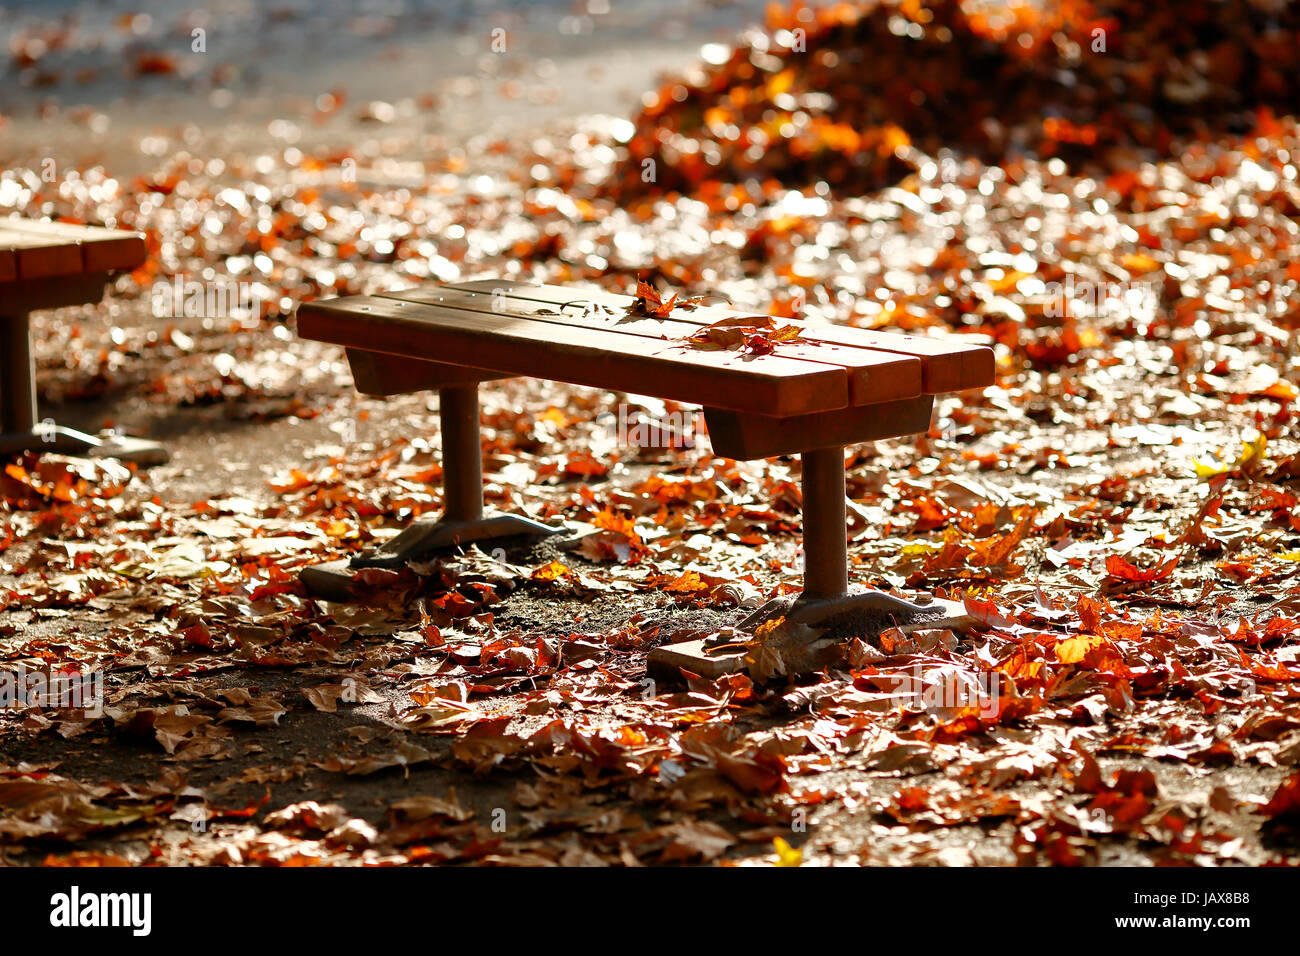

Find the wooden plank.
[
  {"left": 345, "top": 348, "right": 507, "bottom": 396},
  {"left": 297, "top": 296, "right": 848, "bottom": 416},
  {"left": 449, "top": 279, "right": 994, "bottom": 394},
  {"left": 703, "top": 395, "right": 934, "bottom": 459},
  {"left": 0, "top": 231, "right": 82, "bottom": 280},
  {"left": 378, "top": 286, "right": 922, "bottom": 406},
  {"left": 455, "top": 279, "right": 992, "bottom": 394},
  {"left": 0, "top": 248, "right": 15, "bottom": 284},
  {"left": 0, "top": 219, "right": 146, "bottom": 273}
]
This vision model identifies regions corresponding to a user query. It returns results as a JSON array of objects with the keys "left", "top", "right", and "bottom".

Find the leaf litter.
[{"left": 1, "top": 0, "right": 1300, "bottom": 866}]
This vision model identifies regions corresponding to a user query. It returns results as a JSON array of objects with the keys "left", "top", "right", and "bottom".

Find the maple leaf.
[
  {"left": 629, "top": 279, "right": 678, "bottom": 317},
  {"left": 1103, "top": 555, "right": 1178, "bottom": 584},
  {"left": 531, "top": 560, "right": 571, "bottom": 582},
  {"left": 1056, "top": 634, "right": 1108, "bottom": 664},
  {"left": 681, "top": 314, "right": 804, "bottom": 354}
]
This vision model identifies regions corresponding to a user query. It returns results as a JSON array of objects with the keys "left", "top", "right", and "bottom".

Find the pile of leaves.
[{"left": 605, "top": 0, "right": 1300, "bottom": 203}]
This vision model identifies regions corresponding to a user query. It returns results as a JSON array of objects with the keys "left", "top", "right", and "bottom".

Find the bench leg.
[
  {"left": 646, "top": 443, "right": 976, "bottom": 681},
  {"left": 0, "top": 310, "right": 168, "bottom": 466},
  {"left": 801, "top": 446, "right": 850, "bottom": 600},
  {"left": 647, "top": 443, "right": 969, "bottom": 680},
  {"left": 781, "top": 444, "right": 937, "bottom": 624},
  {"left": 301, "top": 383, "right": 557, "bottom": 599},
  {"left": 1, "top": 312, "right": 37, "bottom": 435},
  {"left": 440, "top": 381, "right": 484, "bottom": 523}
]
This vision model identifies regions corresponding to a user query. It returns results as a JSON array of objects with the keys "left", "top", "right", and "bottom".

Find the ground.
[{"left": 3, "top": 0, "right": 1300, "bottom": 867}]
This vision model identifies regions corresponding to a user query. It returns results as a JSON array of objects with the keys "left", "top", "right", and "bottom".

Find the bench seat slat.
[
  {"left": 377, "top": 286, "right": 923, "bottom": 406},
  {"left": 0, "top": 219, "right": 147, "bottom": 274},
  {"left": 297, "top": 295, "right": 849, "bottom": 416},
  {"left": 449, "top": 280, "right": 993, "bottom": 394},
  {"left": 0, "top": 231, "right": 84, "bottom": 280}
]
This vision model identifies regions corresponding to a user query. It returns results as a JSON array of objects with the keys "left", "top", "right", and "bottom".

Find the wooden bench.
[
  {"left": 0, "top": 219, "right": 166, "bottom": 464},
  {"left": 296, "top": 279, "right": 994, "bottom": 635}
]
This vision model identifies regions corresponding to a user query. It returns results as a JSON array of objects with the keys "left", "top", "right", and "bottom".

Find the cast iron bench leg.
[
  {"left": 0, "top": 308, "right": 168, "bottom": 466},
  {"left": 1, "top": 313, "right": 37, "bottom": 438},
  {"left": 301, "top": 383, "right": 556, "bottom": 598},
  {"left": 349, "top": 383, "right": 556, "bottom": 570},
  {"left": 802, "top": 445, "right": 850, "bottom": 600},
  {"left": 649, "top": 443, "right": 952, "bottom": 681},
  {"left": 741, "top": 444, "right": 935, "bottom": 629}
]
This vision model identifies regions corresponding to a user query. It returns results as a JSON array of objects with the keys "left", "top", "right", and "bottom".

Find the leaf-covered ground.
[{"left": 3, "top": 0, "right": 1300, "bottom": 866}]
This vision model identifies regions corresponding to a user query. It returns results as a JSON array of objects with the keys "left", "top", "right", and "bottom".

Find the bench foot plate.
[
  {"left": 739, "top": 589, "right": 932, "bottom": 629},
  {"left": 299, "top": 559, "right": 369, "bottom": 603},
  {"left": 647, "top": 590, "right": 980, "bottom": 682},
  {"left": 0, "top": 424, "right": 169, "bottom": 466},
  {"left": 300, "top": 513, "right": 560, "bottom": 601},
  {"left": 351, "top": 513, "right": 559, "bottom": 570}
]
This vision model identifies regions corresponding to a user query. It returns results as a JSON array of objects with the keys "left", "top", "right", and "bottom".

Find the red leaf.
[
  {"left": 1104, "top": 555, "right": 1177, "bottom": 583},
  {"left": 1262, "top": 773, "right": 1300, "bottom": 819}
]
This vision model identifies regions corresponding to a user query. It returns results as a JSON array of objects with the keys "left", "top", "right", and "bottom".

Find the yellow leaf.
[
  {"left": 1121, "top": 253, "right": 1161, "bottom": 274},
  {"left": 882, "top": 124, "right": 911, "bottom": 152},
  {"left": 988, "top": 270, "right": 1031, "bottom": 294},
  {"left": 773, "top": 837, "right": 802, "bottom": 867},
  {"left": 901, "top": 542, "right": 940, "bottom": 555},
  {"left": 1193, "top": 433, "right": 1267, "bottom": 478},
  {"left": 1242, "top": 433, "right": 1268, "bottom": 465},
  {"left": 531, "top": 560, "right": 570, "bottom": 581},
  {"left": 1193, "top": 456, "right": 1231, "bottom": 479},
  {"left": 1056, "top": 634, "right": 1106, "bottom": 664},
  {"left": 767, "top": 68, "right": 796, "bottom": 97}
]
